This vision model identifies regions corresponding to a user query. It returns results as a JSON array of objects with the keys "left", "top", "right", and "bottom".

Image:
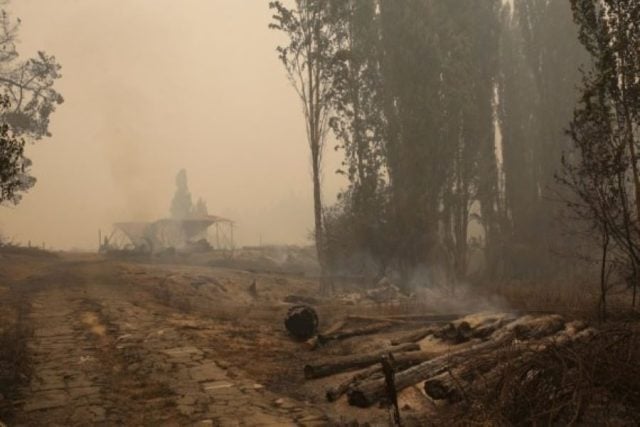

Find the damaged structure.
[{"left": 101, "top": 169, "right": 234, "bottom": 254}]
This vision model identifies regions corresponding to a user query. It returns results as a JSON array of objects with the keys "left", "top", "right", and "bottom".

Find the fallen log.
[
  {"left": 326, "top": 365, "right": 382, "bottom": 402},
  {"left": 348, "top": 338, "right": 505, "bottom": 407},
  {"left": 284, "top": 305, "right": 319, "bottom": 341},
  {"left": 315, "top": 322, "right": 395, "bottom": 347},
  {"left": 304, "top": 342, "right": 420, "bottom": 379},
  {"left": 470, "top": 315, "right": 517, "bottom": 340},
  {"left": 424, "top": 321, "right": 591, "bottom": 403},
  {"left": 346, "top": 315, "right": 423, "bottom": 325},
  {"left": 491, "top": 314, "right": 565, "bottom": 342},
  {"left": 434, "top": 321, "right": 473, "bottom": 343},
  {"left": 324, "top": 350, "right": 438, "bottom": 402},
  {"left": 348, "top": 315, "right": 566, "bottom": 407},
  {"left": 423, "top": 355, "right": 500, "bottom": 402},
  {"left": 390, "top": 327, "right": 436, "bottom": 346},
  {"left": 384, "top": 314, "right": 464, "bottom": 323}
]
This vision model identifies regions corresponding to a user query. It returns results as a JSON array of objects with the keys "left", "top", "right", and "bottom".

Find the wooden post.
[{"left": 381, "top": 354, "right": 402, "bottom": 427}]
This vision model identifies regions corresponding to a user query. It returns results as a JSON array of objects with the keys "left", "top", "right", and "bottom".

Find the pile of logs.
[{"left": 293, "top": 310, "right": 597, "bottom": 409}]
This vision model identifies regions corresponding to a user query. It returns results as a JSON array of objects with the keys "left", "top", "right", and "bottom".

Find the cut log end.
[
  {"left": 424, "top": 378, "right": 453, "bottom": 401},
  {"left": 285, "top": 305, "right": 318, "bottom": 341},
  {"left": 347, "top": 389, "right": 372, "bottom": 408}
]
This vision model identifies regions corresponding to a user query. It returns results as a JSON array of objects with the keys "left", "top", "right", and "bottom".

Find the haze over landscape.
[
  {"left": 0, "top": 0, "right": 344, "bottom": 250},
  {"left": 1, "top": 1, "right": 640, "bottom": 425}
]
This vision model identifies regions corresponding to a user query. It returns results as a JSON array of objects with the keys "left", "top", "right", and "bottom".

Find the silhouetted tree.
[
  {"left": 170, "top": 169, "right": 193, "bottom": 220},
  {"left": 0, "top": 95, "right": 29, "bottom": 204},
  {"left": 0, "top": 6, "right": 63, "bottom": 203},
  {"left": 269, "top": 1, "right": 338, "bottom": 291}
]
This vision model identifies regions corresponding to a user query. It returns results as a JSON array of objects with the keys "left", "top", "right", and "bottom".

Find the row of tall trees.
[{"left": 270, "top": 0, "right": 594, "bottom": 289}]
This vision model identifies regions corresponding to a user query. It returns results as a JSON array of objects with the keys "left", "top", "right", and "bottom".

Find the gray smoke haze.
[{"left": 0, "top": 0, "right": 346, "bottom": 250}]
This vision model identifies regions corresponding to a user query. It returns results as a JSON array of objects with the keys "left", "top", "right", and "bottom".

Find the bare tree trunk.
[
  {"left": 311, "top": 143, "right": 328, "bottom": 293},
  {"left": 599, "top": 225, "right": 609, "bottom": 322}
]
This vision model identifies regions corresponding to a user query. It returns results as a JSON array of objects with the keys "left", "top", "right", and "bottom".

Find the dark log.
[
  {"left": 348, "top": 338, "right": 504, "bottom": 407},
  {"left": 470, "top": 315, "right": 517, "bottom": 340},
  {"left": 424, "top": 322, "right": 592, "bottom": 402},
  {"left": 326, "top": 365, "right": 382, "bottom": 402},
  {"left": 324, "top": 350, "right": 438, "bottom": 402},
  {"left": 284, "top": 305, "right": 319, "bottom": 341},
  {"left": 346, "top": 315, "right": 422, "bottom": 325},
  {"left": 490, "top": 314, "right": 565, "bottom": 342},
  {"left": 434, "top": 321, "right": 473, "bottom": 343},
  {"left": 384, "top": 314, "right": 464, "bottom": 323},
  {"left": 304, "top": 342, "right": 420, "bottom": 379},
  {"left": 348, "top": 315, "right": 567, "bottom": 407},
  {"left": 305, "top": 321, "right": 396, "bottom": 350},
  {"left": 423, "top": 356, "right": 497, "bottom": 402},
  {"left": 391, "top": 327, "right": 437, "bottom": 346}
]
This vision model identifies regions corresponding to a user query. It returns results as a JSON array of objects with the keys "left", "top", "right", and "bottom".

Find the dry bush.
[{"left": 439, "top": 323, "right": 640, "bottom": 425}]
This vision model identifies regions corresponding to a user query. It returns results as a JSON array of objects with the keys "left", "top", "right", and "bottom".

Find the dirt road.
[{"left": 6, "top": 257, "right": 329, "bottom": 426}]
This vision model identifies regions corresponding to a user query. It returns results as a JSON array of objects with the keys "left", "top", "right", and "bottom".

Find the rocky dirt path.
[{"left": 12, "top": 260, "right": 328, "bottom": 426}]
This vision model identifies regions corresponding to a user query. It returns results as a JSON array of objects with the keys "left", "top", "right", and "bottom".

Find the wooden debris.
[
  {"left": 390, "top": 327, "right": 436, "bottom": 346},
  {"left": 346, "top": 315, "right": 422, "bottom": 325},
  {"left": 424, "top": 323, "right": 595, "bottom": 402},
  {"left": 384, "top": 314, "right": 464, "bottom": 323},
  {"left": 304, "top": 342, "right": 420, "bottom": 379},
  {"left": 308, "top": 322, "right": 395, "bottom": 349},
  {"left": 326, "top": 365, "right": 382, "bottom": 402},
  {"left": 324, "top": 350, "right": 438, "bottom": 402},
  {"left": 380, "top": 355, "right": 402, "bottom": 426},
  {"left": 347, "top": 315, "right": 566, "bottom": 407}
]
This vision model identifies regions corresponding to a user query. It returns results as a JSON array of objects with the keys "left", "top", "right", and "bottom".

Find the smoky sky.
[{"left": 0, "top": 0, "right": 345, "bottom": 250}]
